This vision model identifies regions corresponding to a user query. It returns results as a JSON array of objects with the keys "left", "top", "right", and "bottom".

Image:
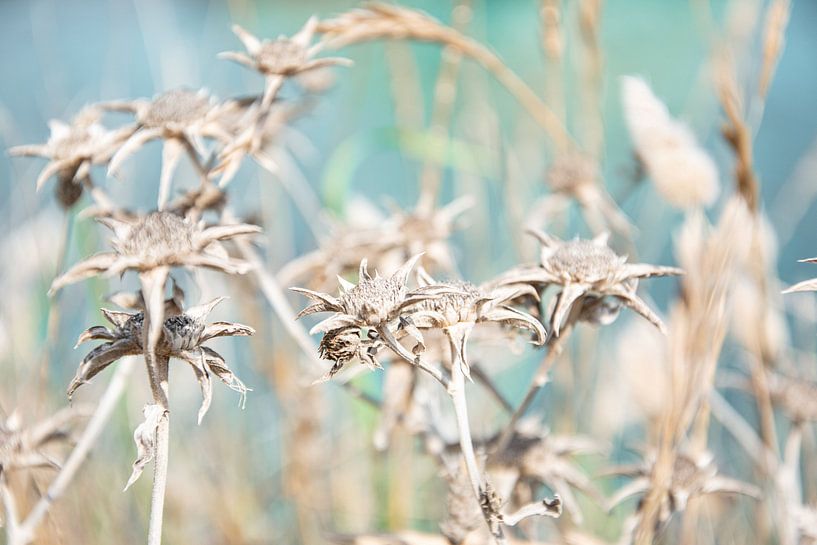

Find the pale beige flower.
[
  {"left": 606, "top": 449, "right": 758, "bottom": 523},
  {"left": 73, "top": 295, "right": 252, "bottom": 423},
  {"left": 489, "top": 425, "right": 603, "bottom": 524},
  {"left": 103, "top": 89, "right": 233, "bottom": 208},
  {"left": 621, "top": 76, "right": 720, "bottom": 209},
  {"left": 50, "top": 211, "right": 260, "bottom": 293},
  {"left": 279, "top": 196, "right": 473, "bottom": 293},
  {"left": 0, "top": 408, "right": 81, "bottom": 476},
  {"left": 220, "top": 17, "right": 351, "bottom": 79},
  {"left": 405, "top": 270, "right": 546, "bottom": 376},
  {"left": 9, "top": 107, "right": 125, "bottom": 208},
  {"left": 498, "top": 231, "right": 682, "bottom": 335}
]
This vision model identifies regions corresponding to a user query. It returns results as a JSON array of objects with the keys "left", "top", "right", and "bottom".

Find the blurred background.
[{"left": 1, "top": 0, "right": 816, "bottom": 543}]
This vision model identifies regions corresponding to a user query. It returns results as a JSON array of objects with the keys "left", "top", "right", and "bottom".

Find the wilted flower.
[
  {"left": 489, "top": 425, "right": 604, "bottom": 524},
  {"left": 279, "top": 196, "right": 473, "bottom": 293},
  {"left": 606, "top": 449, "right": 758, "bottom": 524},
  {"left": 220, "top": 17, "right": 351, "bottom": 80},
  {"left": 766, "top": 371, "right": 817, "bottom": 423},
  {"left": 406, "top": 270, "right": 546, "bottom": 377},
  {"left": 73, "top": 295, "right": 252, "bottom": 423},
  {"left": 0, "top": 408, "right": 82, "bottom": 476},
  {"left": 292, "top": 255, "right": 443, "bottom": 378},
  {"left": 50, "top": 210, "right": 260, "bottom": 293},
  {"left": 103, "top": 89, "right": 232, "bottom": 208},
  {"left": 292, "top": 255, "right": 427, "bottom": 334},
  {"left": 621, "top": 76, "right": 720, "bottom": 209},
  {"left": 9, "top": 107, "right": 125, "bottom": 208},
  {"left": 498, "top": 231, "right": 683, "bottom": 335}
]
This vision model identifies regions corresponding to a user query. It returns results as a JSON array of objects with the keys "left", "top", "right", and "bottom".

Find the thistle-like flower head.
[
  {"left": 8, "top": 106, "right": 126, "bottom": 207},
  {"left": 606, "top": 449, "right": 758, "bottom": 524},
  {"left": 219, "top": 17, "right": 351, "bottom": 78},
  {"left": 50, "top": 211, "right": 260, "bottom": 293},
  {"left": 0, "top": 408, "right": 82, "bottom": 477},
  {"left": 73, "top": 294, "right": 253, "bottom": 422},
  {"left": 101, "top": 88, "right": 233, "bottom": 208},
  {"left": 497, "top": 230, "right": 683, "bottom": 335}
]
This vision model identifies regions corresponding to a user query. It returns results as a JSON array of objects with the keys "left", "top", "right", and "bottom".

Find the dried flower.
[
  {"left": 9, "top": 107, "right": 125, "bottom": 208},
  {"left": 499, "top": 231, "right": 683, "bottom": 335},
  {"left": 405, "top": 270, "right": 546, "bottom": 376},
  {"left": 606, "top": 450, "right": 759, "bottom": 524},
  {"left": 292, "top": 255, "right": 440, "bottom": 378},
  {"left": 280, "top": 196, "right": 472, "bottom": 293},
  {"left": 621, "top": 76, "right": 720, "bottom": 209},
  {"left": 103, "top": 89, "right": 231, "bottom": 208},
  {"left": 220, "top": 17, "right": 351, "bottom": 79},
  {"left": 73, "top": 295, "right": 252, "bottom": 424},
  {"left": 0, "top": 408, "right": 81, "bottom": 476},
  {"left": 50, "top": 211, "right": 260, "bottom": 293},
  {"left": 490, "top": 425, "right": 603, "bottom": 524}
]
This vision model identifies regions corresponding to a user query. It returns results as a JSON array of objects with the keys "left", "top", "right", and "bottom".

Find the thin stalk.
[
  {"left": 147, "top": 409, "right": 170, "bottom": 545},
  {"left": 1, "top": 479, "right": 22, "bottom": 545},
  {"left": 447, "top": 337, "right": 506, "bottom": 545},
  {"left": 377, "top": 325, "right": 449, "bottom": 389},
  {"left": 16, "top": 358, "right": 135, "bottom": 544}
]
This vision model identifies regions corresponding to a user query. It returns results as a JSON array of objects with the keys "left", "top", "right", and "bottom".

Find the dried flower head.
[
  {"left": 766, "top": 371, "right": 817, "bottom": 423},
  {"left": 50, "top": 211, "right": 260, "bottom": 293},
  {"left": 490, "top": 425, "right": 603, "bottom": 524},
  {"left": 499, "top": 231, "right": 682, "bottom": 335},
  {"left": 9, "top": 107, "right": 125, "bottom": 208},
  {"left": 0, "top": 408, "right": 82, "bottom": 477},
  {"left": 103, "top": 88, "right": 232, "bottom": 208},
  {"left": 73, "top": 294, "right": 252, "bottom": 423},
  {"left": 606, "top": 449, "right": 758, "bottom": 524},
  {"left": 280, "top": 196, "right": 472, "bottom": 293},
  {"left": 219, "top": 17, "right": 351, "bottom": 79},
  {"left": 621, "top": 76, "right": 720, "bottom": 209},
  {"left": 292, "top": 255, "right": 427, "bottom": 333},
  {"left": 405, "top": 270, "right": 546, "bottom": 376}
]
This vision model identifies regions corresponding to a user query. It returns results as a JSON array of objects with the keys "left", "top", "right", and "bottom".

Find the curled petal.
[
  {"left": 606, "top": 476, "right": 650, "bottom": 512},
  {"left": 158, "top": 138, "right": 184, "bottom": 210},
  {"left": 296, "top": 302, "right": 335, "bottom": 320},
  {"left": 550, "top": 284, "right": 587, "bottom": 337},
  {"left": 74, "top": 326, "right": 115, "bottom": 347},
  {"left": 185, "top": 296, "right": 227, "bottom": 323},
  {"left": 231, "top": 24, "right": 261, "bottom": 54},
  {"left": 309, "top": 313, "right": 360, "bottom": 335},
  {"left": 36, "top": 158, "right": 76, "bottom": 190},
  {"left": 200, "top": 321, "right": 255, "bottom": 343},
  {"left": 608, "top": 285, "right": 667, "bottom": 334},
  {"left": 290, "top": 287, "right": 342, "bottom": 310},
  {"left": 8, "top": 144, "right": 48, "bottom": 157},
  {"left": 482, "top": 305, "right": 546, "bottom": 345},
  {"left": 621, "top": 263, "right": 684, "bottom": 280},
  {"left": 391, "top": 253, "right": 423, "bottom": 285},
  {"left": 108, "top": 127, "right": 163, "bottom": 178},
  {"left": 180, "top": 349, "right": 213, "bottom": 425},
  {"left": 68, "top": 339, "right": 139, "bottom": 398},
  {"left": 783, "top": 277, "right": 817, "bottom": 294},
  {"left": 197, "top": 222, "right": 262, "bottom": 247},
  {"left": 184, "top": 253, "right": 253, "bottom": 275},
  {"left": 217, "top": 50, "right": 256, "bottom": 68},
  {"left": 101, "top": 308, "right": 136, "bottom": 328},
  {"left": 359, "top": 258, "right": 372, "bottom": 282},
  {"left": 50, "top": 252, "right": 119, "bottom": 294},
  {"left": 124, "top": 404, "right": 166, "bottom": 490},
  {"left": 201, "top": 346, "right": 249, "bottom": 408}
]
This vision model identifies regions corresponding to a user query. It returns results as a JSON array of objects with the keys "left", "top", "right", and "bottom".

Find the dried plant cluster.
[{"left": 1, "top": 1, "right": 812, "bottom": 545}]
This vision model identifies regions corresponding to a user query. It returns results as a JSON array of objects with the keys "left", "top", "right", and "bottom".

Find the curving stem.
[
  {"left": 446, "top": 334, "right": 507, "bottom": 545},
  {"left": 146, "top": 355, "right": 170, "bottom": 545}
]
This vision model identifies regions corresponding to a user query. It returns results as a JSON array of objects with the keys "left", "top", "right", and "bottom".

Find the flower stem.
[
  {"left": 447, "top": 339, "right": 507, "bottom": 545},
  {"left": 147, "top": 410, "right": 170, "bottom": 545}
]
